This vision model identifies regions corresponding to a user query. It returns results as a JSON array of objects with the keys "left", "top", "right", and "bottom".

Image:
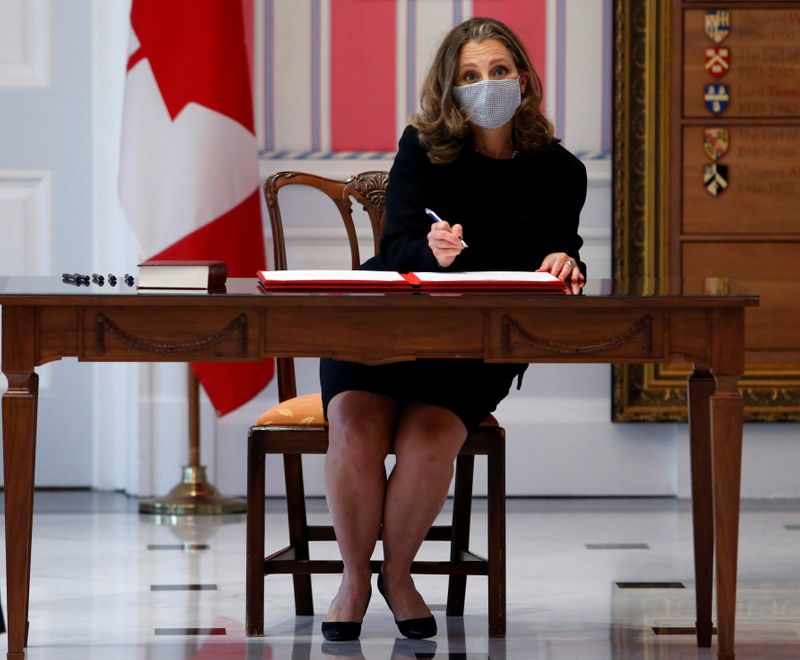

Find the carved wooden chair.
[{"left": 245, "top": 170, "right": 507, "bottom": 638}]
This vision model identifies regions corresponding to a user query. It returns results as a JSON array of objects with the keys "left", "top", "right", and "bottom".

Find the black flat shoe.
[
  {"left": 377, "top": 572, "right": 437, "bottom": 640},
  {"left": 321, "top": 588, "right": 372, "bottom": 642},
  {"left": 321, "top": 620, "right": 362, "bottom": 642}
]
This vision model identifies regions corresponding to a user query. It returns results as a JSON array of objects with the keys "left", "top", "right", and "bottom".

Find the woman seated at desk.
[{"left": 320, "top": 16, "right": 587, "bottom": 642}]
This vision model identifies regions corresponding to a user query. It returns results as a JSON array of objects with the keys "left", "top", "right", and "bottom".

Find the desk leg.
[
  {"left": 245, "top": 432, "right": 265, "bottom": 636},
  {"left": 710, "top": 373, "right": 743, "bottom": 660},
  {"left": 487, "top": 438, "right": 506, "bottom": 638},
  {"left": 688, "top": 368, "right": 715, "bottom": 648},
  {"left": 3, "top": 371, "right": 39, "bottom": 659}
]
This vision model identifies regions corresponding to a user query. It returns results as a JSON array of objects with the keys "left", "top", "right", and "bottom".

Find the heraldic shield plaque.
[{"left": 613, "top": 1, "right": 800, "bottom": 421}]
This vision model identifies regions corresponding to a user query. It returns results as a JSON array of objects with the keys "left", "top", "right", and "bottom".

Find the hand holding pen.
[
  {"left": 425, "top": 207, "right": 468, "bottom": 268},
  {"left": 425, "top": 208, "right": 468, "bottom": 247}
]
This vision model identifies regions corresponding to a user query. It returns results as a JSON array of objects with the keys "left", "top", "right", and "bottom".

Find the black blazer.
[{"left": 377, "top": 125, "right": 587, "bottom": 276}]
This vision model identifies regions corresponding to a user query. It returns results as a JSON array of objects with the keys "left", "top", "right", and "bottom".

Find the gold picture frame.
[{"left": 611, "top": 0, "right": 800, "bottom": 422}]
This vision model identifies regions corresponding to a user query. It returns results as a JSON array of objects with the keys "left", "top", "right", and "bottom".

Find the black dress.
[{"left": 320, "top": 125, "right": 587, "bottom": 430}]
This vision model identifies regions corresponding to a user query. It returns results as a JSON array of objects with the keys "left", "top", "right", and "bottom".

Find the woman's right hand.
[{"left": 427, "top": 221, "right": 465, "bottom": 267}]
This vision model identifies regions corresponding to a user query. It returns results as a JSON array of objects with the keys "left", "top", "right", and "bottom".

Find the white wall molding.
[{"left": 0, "top": 0, "right": 50, "bottom": 87}]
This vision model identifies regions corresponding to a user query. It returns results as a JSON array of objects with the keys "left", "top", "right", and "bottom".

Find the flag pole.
[{"left": 139, "top": 367, "right": 247, "bottom": 515}]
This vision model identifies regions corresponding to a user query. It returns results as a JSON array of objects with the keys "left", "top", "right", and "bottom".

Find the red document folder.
[
  {"left": 258, "top": 270, "right": 568, "bottom": 294},
  {"left": 402, "top": 271, "right": 568, "bottom": 293},
  {"left": 257, "top": 270, "right": 410, "bottom": 291}
]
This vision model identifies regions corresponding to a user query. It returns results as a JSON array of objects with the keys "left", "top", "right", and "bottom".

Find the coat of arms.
[
  {"left": 703, "top": 128, "right": 729, "bottom": 161},
  {"left": 705, "top": 10, "right": 731, "bottom": 43},
  {"left": 704, "top": 163, "right": 729, "bottom": 196},
  {"left": 705, "top": 47, "right": 730, "bottom": 78},
  {"left": 704, "top": 83, "right": 730, "bottom": 115}
]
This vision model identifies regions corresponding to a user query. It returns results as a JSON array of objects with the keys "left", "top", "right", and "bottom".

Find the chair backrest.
[{"left": 262, "top": 170, "right": 390, "bottom": 401}]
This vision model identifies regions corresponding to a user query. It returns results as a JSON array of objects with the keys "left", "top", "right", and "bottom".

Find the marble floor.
[{"left": 2, "top": 493, "right": 800, "bottom": 659}]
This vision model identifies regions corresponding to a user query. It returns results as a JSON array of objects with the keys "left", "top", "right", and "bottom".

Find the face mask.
[{"left": 452, "top": 77, "right": 521, "bottom": 130}]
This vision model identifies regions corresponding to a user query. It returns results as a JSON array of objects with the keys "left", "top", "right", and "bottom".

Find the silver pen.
[{"left": 425, "top": 208, "right": 468, "bottom": 248}]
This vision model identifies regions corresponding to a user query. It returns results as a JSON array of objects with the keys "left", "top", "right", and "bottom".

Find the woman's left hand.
[{"left": 536, "top": 252, "right": 585, "bottom": 282}]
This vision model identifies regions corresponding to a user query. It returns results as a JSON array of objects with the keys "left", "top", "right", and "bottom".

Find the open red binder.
[{"left": 257, "top": 270, "right": 568, "bottom": 294}]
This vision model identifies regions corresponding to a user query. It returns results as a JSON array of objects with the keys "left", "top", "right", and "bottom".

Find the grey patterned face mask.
[{"left": 452, "top": 78, "right": 521, "bottom": 129}]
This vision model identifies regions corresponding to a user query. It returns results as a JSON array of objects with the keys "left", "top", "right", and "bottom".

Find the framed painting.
[{"left": 612, "top": 0, "right": 800, "bottom": 421}]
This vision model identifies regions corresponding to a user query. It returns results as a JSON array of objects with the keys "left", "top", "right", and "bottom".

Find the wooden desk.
[{"left": 1, "top": 277, "right": 758, "bottom": 659}]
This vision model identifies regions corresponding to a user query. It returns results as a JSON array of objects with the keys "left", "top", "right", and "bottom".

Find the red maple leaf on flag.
[{"left": 128, "top": 0, "right": 253, "bottom": 129}]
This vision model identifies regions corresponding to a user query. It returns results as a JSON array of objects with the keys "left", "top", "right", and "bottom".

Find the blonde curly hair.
[{"left": 412, "top": 17, "right": 554, "bottom": 164}]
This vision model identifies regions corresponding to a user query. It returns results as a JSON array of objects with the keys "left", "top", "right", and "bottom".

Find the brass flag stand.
[{"left": 139, "top": 368, "right": 247, "bottom": 515}]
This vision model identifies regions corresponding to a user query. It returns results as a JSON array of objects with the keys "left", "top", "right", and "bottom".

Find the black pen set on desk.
[
  {"left": 62, "top": 272, "right": 134, "bottom": 287},
  {"left": 61, "top": 273, "right": 90, "bottom": 286}
]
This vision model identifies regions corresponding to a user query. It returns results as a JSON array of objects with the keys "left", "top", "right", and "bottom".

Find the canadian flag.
[{"left": 119, "top": 0, "right": 273, "bottom": 415}]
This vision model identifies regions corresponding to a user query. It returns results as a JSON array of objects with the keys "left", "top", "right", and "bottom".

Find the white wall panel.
[
  {"left": 582, "top": 160, "right": 612, "bottom": 277},
  {"left": 273, "top": 0, "right": 313, "bottom": 151},
  {"left": 563, "top": 0, "right": 605, "bottom": 153},
  {"left": 413, "top": 1, "right": 453, "bottom": 123},
  {"left": 395, "top": 0, "right": 409, "bottom": 140},
  {"left": 0, "top": 0, "right": 24, "bottom": 63},
  {"left": 677, "top": 424, "right": 800, "bottom": 499},
  {"left": 137, "top": 363, "right": 192, "bottom": 497},
  {"left": 0, "top": 171, "right": 52, "bottom": 274},
  {"left": 545, "top": 0, "right": 557, "bottom": 121},
  {"left": 0, "top": 0, "right": 50, "bottom": 87},
  {"left": 0, "top": 0, "right": 93, "bottom": 488},
  {"left": 319, "top": 0, "right": 331, "bottom": 151}
]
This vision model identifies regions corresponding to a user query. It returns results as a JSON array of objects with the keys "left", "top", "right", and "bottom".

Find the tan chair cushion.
[
  {"left": 254, "top": 392, "right": 327, "bottom": 426},
  {"left": 254, "top": 391, "right": 499, "bottom": 429}
]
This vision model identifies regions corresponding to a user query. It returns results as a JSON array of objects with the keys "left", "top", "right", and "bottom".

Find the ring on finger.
[{"left": 565, "top": 259, "right": 577, "bottom": 269}]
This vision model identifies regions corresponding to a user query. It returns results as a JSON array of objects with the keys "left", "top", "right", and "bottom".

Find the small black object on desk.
[
  {"left": 61, "top": 272, "right": 133, "bottom": 286},
  {"left": 62, "top": 273, "right": 90, "bottom": 286}
]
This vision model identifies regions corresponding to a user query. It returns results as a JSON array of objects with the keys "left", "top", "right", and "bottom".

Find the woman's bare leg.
[
  {"left": 380, "top": 402, "right": 467, "bottom": 620},
  {"left": 324, "top": 391, "right": 396, "bottom": 622}
]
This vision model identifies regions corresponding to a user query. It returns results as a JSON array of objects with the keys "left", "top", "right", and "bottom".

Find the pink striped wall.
[
  {"left": 472, "top": 0, "right": 547, "bottom": 104},
  {"left": 331, "top": 0, "right": 396, "bottom": 151},
  {"left": 259, "top": 0, "right": 610, "bottom": 157}
]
